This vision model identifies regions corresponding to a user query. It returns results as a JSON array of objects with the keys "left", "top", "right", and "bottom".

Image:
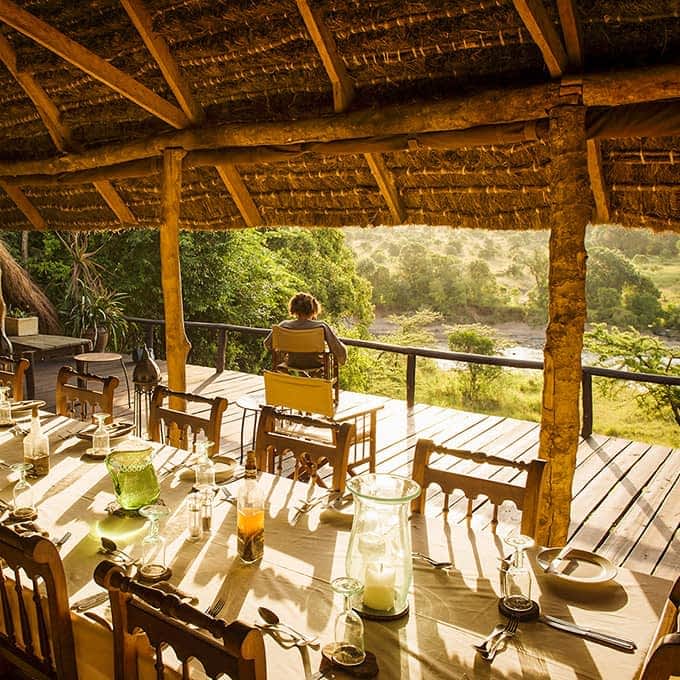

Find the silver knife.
[
  {"left": 539, "top": 615, "right": 637, "bottom": 652},
  {"left": 70, "top": 592, "right": 109, "bottom": 612},
  {"left": 544, "top": 545, "right": 571, "bottom": 573}
]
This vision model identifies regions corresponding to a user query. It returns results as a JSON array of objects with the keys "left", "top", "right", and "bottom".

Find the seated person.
[{"left": 264, "top": 292, "right": 347, "bottom": 371}]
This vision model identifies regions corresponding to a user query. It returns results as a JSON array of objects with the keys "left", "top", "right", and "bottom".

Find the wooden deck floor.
[{"left": 31, "top": 358, "right": 678, "bottom": 580}]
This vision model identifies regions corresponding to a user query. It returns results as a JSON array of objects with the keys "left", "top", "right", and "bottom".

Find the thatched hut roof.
[{"left": 0, "top": 0, "right": 677, "bottom": 233}]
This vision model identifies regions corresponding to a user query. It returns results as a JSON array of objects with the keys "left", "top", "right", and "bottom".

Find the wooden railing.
[{"left": 125, "top": 316, "right": 680, "bottom": 439}]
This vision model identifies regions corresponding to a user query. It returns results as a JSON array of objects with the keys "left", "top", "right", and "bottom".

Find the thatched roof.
[{"left": 0, "top": 0, "right": 677, "bottom": 233}]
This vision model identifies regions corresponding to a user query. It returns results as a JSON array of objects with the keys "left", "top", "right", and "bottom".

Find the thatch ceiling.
[{"left": 0, "top": 0, "right": 677, "bottom": 233}]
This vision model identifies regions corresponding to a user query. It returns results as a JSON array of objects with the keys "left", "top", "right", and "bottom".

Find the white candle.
[{"left": 363, "top": 564, "right": 395, "bottom": 611}]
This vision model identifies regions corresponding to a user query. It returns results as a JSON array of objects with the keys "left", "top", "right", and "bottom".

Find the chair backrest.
[
  {"left": 411, "top": 438, "right": 547, "bottom": 538},
  {"left": 148, "top": 385, "right": 228, "bottom": 456},
  {"left": 0, "top": 355, "right": 29, "bottom": 401},
  {"left": 263, "top": 369, "right": 335, "bottom": 418},
  {"left": 55, "top": 365, "right": 118, "bottom": 422},
  {"left": 0, "top": 525, "right": 78, "bottom": 680},
  {"left": 94, "top": 560, "right": 266, "bottom": 680},
  {"left": 270, "top": 325, "right": 339, "bottom": 402},
  {"left": 640, "top": 576, "right": 680, "bottom": 680},
  {"left": 255, "top": 405, "right": 355, "bottom": 492}
]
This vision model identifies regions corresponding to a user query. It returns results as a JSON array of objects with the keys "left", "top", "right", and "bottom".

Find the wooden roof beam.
[
  {"left": 296, "top": 0, "right": 354, "bottom": 113},
  {"left": 296, "top": 1, "right": 405, "bottom": 224},
  {"left": 513, "top": 0, "right": 568, "bottom": 77},
  {"left": 586, "top": 139, "right": 610, "bottom": 223},
  {"left": 0, "top": 0, "right": 189, "bottom": 129},
  {"left": 0, "top": 33, "right": 135, "bottom": 226},
  {"left": 556, "top": 0, "right": 583, "bottom": 70},
  {"left": 121, "top": 0, "right": 260, "bottom": 226},
  {"left": 0, "top": 181, "right": 46, "bottom": 230}
]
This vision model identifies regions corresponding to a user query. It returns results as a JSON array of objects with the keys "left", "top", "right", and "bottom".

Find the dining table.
[{"left": 0, "top": 410, "right": 673, "bottom": 679}]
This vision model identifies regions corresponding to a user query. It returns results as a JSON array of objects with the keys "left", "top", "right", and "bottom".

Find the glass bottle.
[
  {"left": 237, "top": 450, "right": 264, "bottom": 563},
  {"left": 0, "top": 385, "right": 12, "bottom": 425},
  {"left": 92, "top": 412, "right": 111, "bottom": 458},
  {"left": 193, "top": 440, "right": 215, "bottom": 491},
  {"left": 186, "top": 490, "right": 203, "bottom": 541},
  {"left": 23, "top": 406, "right": 50, "bottom": 476}
]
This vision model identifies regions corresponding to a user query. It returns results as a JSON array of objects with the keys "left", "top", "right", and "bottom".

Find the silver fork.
[
  {"left": 205, "top": 598, "right": 225, "bottom": 618},
  {"left": 483, "top": 617, "right": 519, "bottom": 661}
]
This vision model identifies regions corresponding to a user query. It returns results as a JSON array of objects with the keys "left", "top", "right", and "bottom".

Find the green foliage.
[
  {"left": 584, "top": 323, "right": 680, "bottom": 427},
  {"left": 447, "top": 324, "right": 507, "bottom": 402}
]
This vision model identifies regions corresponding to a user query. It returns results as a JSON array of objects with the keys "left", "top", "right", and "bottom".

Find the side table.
[{"left": 74, "top": 352, "right": 131, "bottom": 407}]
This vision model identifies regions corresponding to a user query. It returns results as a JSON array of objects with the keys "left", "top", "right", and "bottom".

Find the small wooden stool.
[{"left": 74, "top": 352, "right": 131, "bottom": 407}]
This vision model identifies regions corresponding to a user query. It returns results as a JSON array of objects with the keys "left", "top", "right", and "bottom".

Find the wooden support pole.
[
  {"left": 513, "top": 0, "right": 567, "bottom": 78},
  {"left": 536, "top": 104, "right": 592, "bottom": 547},
  {"left": 586, "top": 139, "right": 610, "bottom": 223},
  {"left": 0, "top": 180, "right": 46, "bottom": 230},
  {"left": 159, "top": 148, "right": 190, "bottom": 406}
]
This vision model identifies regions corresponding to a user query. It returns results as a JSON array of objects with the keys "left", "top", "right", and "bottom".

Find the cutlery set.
[{"left": 256, "top": 606, "right": 319, "bottom": 649}]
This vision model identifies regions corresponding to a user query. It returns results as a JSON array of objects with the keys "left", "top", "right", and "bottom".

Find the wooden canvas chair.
[
  {"left": 148, "top": 385, "right": 228, "bottom": 456},
  {"left": 640, "top": 575, "right": 680, "bottom": 680},
  {"left": 270, "top": 325, "right": 339, "bottom": 403},
  {"left": 0, "top": 525, "right": 78, "bottom": 679},
  {"left": 263, "top": 369, "right": 336, "bottom": 418},
  {"left": 94, "top": 560, "right": 266, "bottom": 680},
  {"left": 0, "top": 355, "right": 29, "bottom": 401},
  {"left": 411, "top": 438, "right": 547, "bottom": 538},
  {"left": 55, "top": 365, "right": 118, "bottom": 422},
  {"left": 255, "top": 405, "right": 355, "bottom": 492}
]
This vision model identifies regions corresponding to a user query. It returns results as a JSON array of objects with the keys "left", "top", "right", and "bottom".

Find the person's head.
[{"left": 288, "top": 292, "right": 320, "bottom": 320}]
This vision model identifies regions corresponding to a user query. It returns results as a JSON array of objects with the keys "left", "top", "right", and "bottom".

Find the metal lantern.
[{"left": 133, "top": 345, "right": 161, "bottom": 437}]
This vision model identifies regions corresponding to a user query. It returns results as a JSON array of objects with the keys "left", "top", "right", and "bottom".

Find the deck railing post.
[
  {"left": 216, "top": 328, "right": 227, "bottom": 372},
  {"left": 145, "top": 323, "right": 155, "bottom": 353},
  {"left": 406, "top": 354, "right": 416, "bottom": 408},
  {"left": 581, "top": 370, "right": 593, "bottom": 438}
]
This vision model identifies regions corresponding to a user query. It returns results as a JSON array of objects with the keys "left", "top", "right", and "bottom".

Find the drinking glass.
[
  {"left": 0, "top": 385, "right": 12, "bottom": 425},
  {"left": 502, "top": 534, "right": 534, "bottom": 612},
  {"left": 92, "top": 413, "right": 111, "bottom": 458},
  {"left": 331, "top": 577, "right": 366, "bottom": 667},
  {"left": 138, "top": 503, "right": 170, "bottom": 581},
  {"left": 11, "top": 462, "right": 35, "bottom": 519}
]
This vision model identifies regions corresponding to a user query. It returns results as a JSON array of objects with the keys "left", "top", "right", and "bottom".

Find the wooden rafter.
[
  {"left": 296, "top": 0, "right": 406, "bottom": 224},
  {"left": 0, "top": 0, "right": 189, "bottom": 129},
  {"left": 296, "top": 0, "right": 354, "bottom": 113},
  {"left": 0, "top": 32, "right": 135, "bottom": 226},
  {"left": 556, "top": 0, "right": 583, "bottom": 70},
  {"left": 513, "top": 0, "right": 567, "bottom": 78},
  {"left": 0, "top": 181, "right": 46, "bottom": 230},
  {"left": 586, "top": 139, "right": 610, "bottom": 223},
  {"left": 364, "top": 153, "right": 406, "bottom": 224},
  {"left": 121, "top": 0, "right": 260, "bottom": 226}
]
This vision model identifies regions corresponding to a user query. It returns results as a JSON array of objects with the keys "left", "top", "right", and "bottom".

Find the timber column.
[
  {"left": 536, "top": 103, "right": 592, "bottom": 546},
  {"left": 160, "top": 147, "right": 191, "bottom": 405}
]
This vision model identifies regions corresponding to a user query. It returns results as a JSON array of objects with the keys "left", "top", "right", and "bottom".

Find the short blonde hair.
[{"left": 288, "top": 292, "right": 320, "bottom": 317}]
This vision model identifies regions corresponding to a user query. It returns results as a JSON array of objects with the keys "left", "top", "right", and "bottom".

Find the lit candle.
[{"left": 363, "top": 563, "right": 395, "bottom": 611}]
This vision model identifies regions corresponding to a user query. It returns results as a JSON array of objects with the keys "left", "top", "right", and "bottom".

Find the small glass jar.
[
  {"left": 187, "top": 491, "right": 203, "bottom": 541},
  {"left": 200, "top": 488, "right": 213, "bottom": 533}
]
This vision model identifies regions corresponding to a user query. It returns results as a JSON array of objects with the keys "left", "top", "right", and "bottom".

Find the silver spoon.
[
  {"left": 257, "top": 607, "right": 319, "bottom": 647},
  {"left": 100, "top": 537, "right": 137, "bottom": 564},
  {"left": 412, "top": 552, "right": 454, "bottom": 569},
  {"left": 473, "top": 622, "right": 506, "bottom": 654}
]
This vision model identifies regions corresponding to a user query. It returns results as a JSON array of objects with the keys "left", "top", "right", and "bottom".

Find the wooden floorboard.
[{"left": 27, "top": 358, "right": 678, "bottom": 579}]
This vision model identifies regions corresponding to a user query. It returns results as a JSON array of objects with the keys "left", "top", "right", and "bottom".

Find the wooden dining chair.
[
  {"left": 147, "top": 385, "right": 228, "bottom": 456},
  {"left": 0, "top": 525, "right": 78, "bottom": 679},
  {"left": 411, "top": 438, "right": 547, "bottom": 538},
  {"left": 640, "top": 575, "right": 680, "bottom": 680},
  {"left": 270, "top": 325, "right": 340, "bottom": 403},
  {"left": 255, "top": 405, "right": 355, "bottom": 492},
  {"left": 0, "top": 355, "right": 29, "bottom": 401},
  {"left": 55, "top": 365, "right": 119, "bottom": 422},
  {"left": 94, "top": 560, "right": 266, "bottom": 680}
]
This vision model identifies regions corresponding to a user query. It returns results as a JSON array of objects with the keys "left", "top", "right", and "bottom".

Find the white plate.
[
  {"left": 11, "top": 400, "right": 46, "bottom": 415},
  {"left": 537, "top": 548, "right": 617, "bottom": 584},
  {"left": 178, "top": 456, "right": 237, "bottom": 483},
  {"left": 76, "top": 422, "right": 134, "bottom": 442}
]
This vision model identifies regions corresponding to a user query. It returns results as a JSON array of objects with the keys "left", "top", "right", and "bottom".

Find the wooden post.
[
  {"left": 159, "top": 148, "right": 190, "bottom": 408},
  {"left": 536, "top": 104, "right": 592, "bottom": 547},
  {"left": 406, "top": 354, "right": 416, "bottom": 408}
]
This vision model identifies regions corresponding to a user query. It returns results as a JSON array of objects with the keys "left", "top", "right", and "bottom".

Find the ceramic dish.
[
  {"left": 178, "top": 456, "right": 237, "bottom": 483},
  {"left": 76, "top": 422, "right": 134, "bottom": 442},
  {"left": 11, "top": 400, "right": 46, "bottom": 415},
  {"left": 537, "top": 548, "right": 617, "bottom": 584}
]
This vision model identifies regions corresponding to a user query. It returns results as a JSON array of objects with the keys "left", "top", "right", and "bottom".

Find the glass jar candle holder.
[{"left": 345, "top": 473, "right": 421, "bottom": 620}]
